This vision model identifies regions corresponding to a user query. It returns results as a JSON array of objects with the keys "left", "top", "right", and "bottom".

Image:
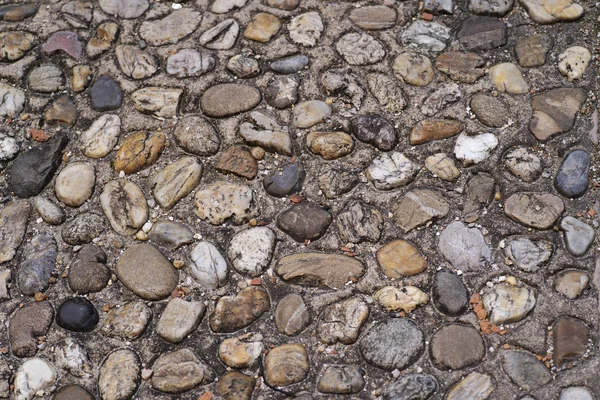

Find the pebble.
[
  {"left": 425, "top": 153, "right": 460, "bottom": 181},
  {"left": 100, "top": 180, "right": 148, "bottom": 235},
  {"left": 463, "top": 173, "right": 495, "bottom": 223},
  {"left": 44, "top": 95, "right": 77, "bottom": 127},
  {"left": 0, "top": 201, "right": 29, "bottom": 263},
  {"left": 366, "top": 73, "right": 407, "bottom": 113},
  {"left": 227, "top": 227, "right": 275, "bottom": 276},
  {"left": 400, "top": 20, "right": 451, "bottom": 51},
  {"left": 172, "top": 115, "right": 220, "bottom": 155},
  {"left": 306, "top": 131, "right": 353, "bottom": 160},
  {"left": 201, "top": 84, "right": 261, "bottom": 118},
  {"left": 554, "top": 269, "right": 589, "bottom": 299},
  {"left": 98, "top": 0, "right": 148, "bottom": 18},
  {"left": 188, "top": 241, "right": 228, "bottom": 289},
  {"left": 482, "top": 283, "right": 536, "bottom": 324},
  {"left": 349, "top": 5, "right": 397, "bottom": 30},
  {"left": 515, "top": 34, "right": 553, "bottom": 67},
  {"left": 375, "top": 286, "right": 429, "bottom": 313},
  {"left": 275, "top": 294, "right": 310, "bottom": 335},
  {"left": 209, "top": 286, "right": 270, "bottom": 333},
  {"left": 553, "top": 317, "right": 589, "bottom": 367},
  {"left": 101, "top": 301, "right": 151, "bottom": 339},
  {"left": 28, "top": 65, "right": 64, "bottom": 93},
  {"left": 153, "top": 349, "right": 213, "bottom": 394},
  {"left": 277, "top": 202, "right": 332, "bottom": 242},
  {"left": 382, "top": 374, "right": 439, "bottom": 400},
  {"left": 432, "top": 270, "right": 469, "bottom": 316},
  {"left": 520, "top": 0, "right": 584, "bottom": 23},
  {"left": 439, "top": 222, "right": 490, "bottom": 271},
  {"left": 113, "top": 131, "right": 166, "bottom": 175},
  {"left": 265, "top": 75, "right": 299, "bottom": 108},
  {"left": 227, "top": 54, "right": 260, "bottom": 78},
  {"left": 131, "top": 87, "right": 182, "bottom": 118},
  {"left": 504, "top": 192, "right": 564, "bottom": 229},
  {"left": 167, "top": 49, "right": 215, "bottom": 78},
  {"left": 9, "top": 131, "right": 69, "bottom": 198},
  {"left": 54, "top": 162, "right": 95, "bottom": 207},
  {"left": 446, "top": 372, "right": 494, "bottom": 400},
  {"left": 149, "top": 220, "right": 194, "bottom": 250},
  {"left": 360, "top": 318, "right": 425, "bottom": 370},
  {"left": 0, "top": 82, "right": 25, "bottom": 118},
  {"left": 318, "top": 365, "right": 364, "bottom": 394},
  {"left": 212, "top": 0, "right": 247, "bottom": 13},
  {"left": 336, "top": 33, "right": 386, "bottom": 65},
  {"left": 194, "top": 181, "right": 257, "bottom": 225},
  {"left": 86, "top": 22, "right": 119, "bottom": 58},
  {"left": 555, "top": 149, "right": 590, "bottom": 198},
  {"left": 560, "top": 217, "right": 594, "bottom": 256},
  {"left": 61, "top": 212, "right": 105, "bottom": 245},
  {"left": 115, "top": 45, "right": 157, "bottom": 79},
  {"left": 34, "top": 197, "right": 65, "bottom": 225},
  {"left": 18, "top": 234, "right": 57, "bottom": 295},
  {"left": 263, "top": 162, "right": 305, "bottom": 197},
  {"left": 42, "top": 31, "right": 82, "bottom": 60},
  {"left": 217, "top": 372, "right": 255, "bottom": 400},
  {"left": 457, "top": 17, "right": 507, "bottom": 51},
  {"left": 489, "top": 63, "right": 529, "bottom": 94},
  {"left": 469, "top": 0, "right": 513, "bottom": 15},
  {"left": 68, "top": 244, "right": 110, "bottom": 294},
  {"left": 61, "top": 1, "right": 93, "bottom": 28},
  {"left": 9, "top": 301, "right": 54, "bottom": 357},
  {"left": 72, "top": 64, "right": 93, "bottom": 92},
  {"left": 430, "top": 324, "right": 485, "bottom": 370},
  {"left": 470, "top": 94, "right": 509, "bottom": 127},
  {"left": 436, "top": 51, "right": 486, "bottom": 83},
  {"left": 55, "top": 337, "right": 93, "bottom": 378},
  {"left": 53, "top": 385, "right": 94, "bottom": 400},
  {"left": 89, "top": 75, "right": 123, "bottom": 111},
  {"left": 14, "top": 358, "right": 55, "bottom": 400},
  {"left": 317, "top": 297, "right": 369, "bottom": 344},
  {"left": 502, "top": 350, "right": 551, "bottom": 390},
  {"left": 422, "top": 83, "right": 462, "bottom": 116},
  {"left": 377, "top": 240, "right": 427, "bottom": 278},
  {"left": 529, "top": 88, "right": 586, "bottom": 141},
  {"left": 139, "top": 8, "right": 200, "bottom": 46},
  {"left": 0, "top": 4, "right": 38, "bottom": 21},
  {"left": 80, "top": 114, "right": 121, "bottom": 158},
  {"left": 560, "top": 387, "right": 594, "bottom": 400},
  {"left": 558, "top": 46, "right": 590, "bottom": 81},
  {"left": 393, "top": 53, "right": 433, "bottom": 87},
  {"left": 264, "top": 344, "right": 309, "bottom": 386},
  {"left": 288, "top": 12, "right": 323, "bottom": 47},
  {"left": 454, "top": 133, "right": 498, "bottom": 165},
  {"left": 504, "top": 237, "right": 553, "bottom": 272},
  {"left": 350, "top": 114, "right": 397, "bottom": 151},
  {"left": 56, "top": 297, "right": 99, "bottom": 332},
  {"left": 321, "top": 69, "right": 364, "bottom": 116},
  {"left": 216, "top": 145, "right": 258, "bottom": 179},
  {"left": 410, "top": 119, "right": 463, "bottom": 145},
  {"left": 270, "top": 54, "right": 308, "bottom": 74},
  {"left": 266, "top": 0, "right": 298, "bottom": 10},
  {"left": 294, "top": 100, "right": 331, "bottom": 128},
  {"left": 367, "top": 152, "right": 419, "bottom": 190},
  {"left": 337, "top": 201, "right": 383, "bottom": 244},
  {"left": 156, "top": 298, "right": 205, "bottom": 343},
  {"left": 199, "top": 19, "right": 239, "bottom": 50},
  {"left": 219, "top": 333, "right": 263, "bottom": 369},
  {"left": 504, "top": 147, "right": 542, "bottom": 183},
  {"left": 239, "top": 110, "right": 292, "bottom": 155},
  {"left": 276, "top": 252, "right": 364, "bottom": 289},
  {"left": 393, "top": 188, "right": 448, "bottom": 232},
  {"left": 151, "top": 156, "right": 202, "bottom": 209},
  {"left": 0, "top": 134, "right": 19, "bottom": 161},
  {"left": 98, "top": 349, "right": 141, "bottom": 400},
  {"left": 244, "top": 13, "right": 280, "bottom": 43}
]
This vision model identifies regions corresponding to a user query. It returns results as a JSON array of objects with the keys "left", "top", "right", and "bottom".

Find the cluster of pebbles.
[{"left": 0, "top": 0, "right": 599, "bottom": 399}]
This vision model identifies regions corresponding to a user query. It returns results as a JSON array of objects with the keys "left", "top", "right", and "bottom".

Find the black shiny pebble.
[{"left": 56, "top": 297, "right": 99, "bottom": 332}]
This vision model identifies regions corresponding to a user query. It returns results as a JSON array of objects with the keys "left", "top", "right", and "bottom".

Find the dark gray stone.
[
  {"left": 350, "top": 115, "right": 397, "bottom": 151},
  {"left": 430, "top": 324, "right": 485, "bottom": 370},
  {"left": 360, "top": 319, "right": 425, "bottom": 370},
  {"left": 277, "top": 203, "right": 332, "bottom": 242},
  {"left": 501, "top": 350, "right": 552, "bottom": 390},
  {"left": 68, "top": 245, "right": 110, "bottom": 294},
  {"left": 56, "top": 297, "right": 99, "bottom": 332},
  {"left": 61, "top": 213, "right": 105, "bottom": 245},
  {"left": 560, "top": 217, "right": 594, "bottom": 256},
  {"left": 8, "top": 131, "right": 69, "bottom": 198},
  {"left": 18, "top": 234, "right": 58, "bottom": 296},
  {"left": 90, "top": 75, "right": 122, "bottom": 111},
  {"left": 457, "top": 17, "right": 507, "bottom": 51},
  {"left": 463, "top": 172, "right": 495, "bottom": 223},
  {"left": 263, "top": 163, "right": 305, "bottom": 197},
  {"left": 270, "top": 54, "right": 309, "bottom": 74},
  {"left": 382, "top": 374, "right": 438, "bottom": 400},
  {"left": 265, "top": 76, "right": 299, "bottom": 109},
  {"left": 554, "top": 149, "right": 590, "bottom": 198},
  {"left": 148, "top": 220, "right": 194, "bottom": 250},
  {"left": 432, "top": 270, "right": 468, "bottom": 316}
]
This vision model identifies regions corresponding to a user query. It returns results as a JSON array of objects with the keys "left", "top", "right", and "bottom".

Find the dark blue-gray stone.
[
  {"left": 263, "top": 163, "right": 305, "bottom": 197},
  {"left": 56, "top": 297, "right": 99, "bottom": 332},
  {"left": 382, "top": 374, "right": 438, "bottom": 400},
  {"left": 349, "top": 114, "right": 397, "bottom": 151},
  {"left": 18, "top": 233, "right": 58, "bottom": 295},
  {"left": 554, "top": 149, "right": 590, "bottom": 198},
  {"left": 432, "top": 270, "right": 468, "bottom": 316},
  {"left": 270, "top": 54, "right": 309, "bottom": 74},
  {"left": 90, "top": 75, "right": 123, "bottom": 111}
]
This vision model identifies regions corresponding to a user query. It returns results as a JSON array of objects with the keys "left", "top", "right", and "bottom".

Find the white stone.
[
  {"left": 55, "top": 162, "right": 95, "bottom": 207},
  {"left": 425, "top": 153, "right": 460, "bottom": 181},
  {"left": 560, "top": 386, "right": 594, "bottom": 400},
  {"left": 80, "top": 114, "right": 121, "bottom": 158},
  {"left": 454, "top": 133, "right": 498, "bottom": 165},
  {"left": 0, "top": 134, "right": 19, "bottom": 161},
  {"left": 156, "top": 297, "right": 205, "bottom": 343},
  {"left": 439, "top": 221, "right": 491, "bottom": 271},
  {"left": 0, "top": 82, "right": 25, "bottom": 118},
  {"left": 520, "top": 0, "right": 584, "bottom": 24},
  {"left": 55, "top": 338, "right": 93, "bottom": 378},
  {"left": 189, "top": 241, "right": 228, "bottom": 289},
  {"left": 294, "top": 100, "right": 331, "bottom": 128},
  {"left": 288, "top": 12, "right": 323, "bottom": 47},
  {"left": 400, "top": 20, "right": 451, "bottom": 51},
  {"left": 558, "top": 46, "right": 591, "bottom": 82},
  {"left": 367, "top": 152, "right": 420, "bottom": 190},
  {"left": 211, "top": 0, "right": 247, "bottom": 13},
  {"left": 227, "top": 227, "right": 276, "bottom": 277},
  {"left": 14, "top": 358, "right": 55, "bottom": 400},
  {"left": 194, "top": 181, "right": 257, "bottom": 225},
  {"left": 482, "top": 283, "right": 536, "bottom": 324}
]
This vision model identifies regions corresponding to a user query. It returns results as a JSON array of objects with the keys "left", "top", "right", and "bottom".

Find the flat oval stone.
[
  {"left": 516, "top": 34, "right": 553, "bottom": 67},
  {"left": 34, "top": 197, "right": 65, "bottom": 225},
  {"left": 194, "top": 181, "right": 257, "bottom": 225},
  {"left": 521, "top": 0, "right": 584, "bottom": 24},
  {"left": 294, "top": 100, "right": 331, "bottom": 128},
  {"left": 270, "top": 54, "right": 309, "bottom": 74},
  {"left": 275, "top": 294, "right": 310, "bottom": 335},
  {"left": 432, "top": 270, "right": 469, "bottom": 316},
  {"left": 554, "top": 269, "right": 589, "bottom": 299},
  {"left": 504, "top": 192, "right": 564, "bottom": 229},
  {"left": 56, "top": 297, "right": 99, "bottom": 332},
  {"left": 0, "top": 4, "right": 38, "bottom": 21},
  {"left": 470, "top": 94, "right": 509, "bottom": 128},
  {"left": 139, "top": 8, "right": 201, "bottom": 46},
  {"left": 18, "top": 233, "right": 57, "bottom": 295},
  {"left": 489, "top": 63, "right": 529, "bottom": 94},
  {"left": 436, "top": 51, "right": 486, "bottom": 83},
  {"left": 560, "top": 216, "right": 594, "bottom": 256},
  {"left": 149, "top": 220, "right": 194, "bottom": 251},
  {"left": 216, "top": 145, "right": 258, "bottom": 179},
  {"left": 113, "top": 131, "right": 166, "bottom": 175},
  {"left": 430, "top": 324, "right": 485, "bottom": 370},
  {"left": 151, "top": 348, "right": 212, "bottom": 393},
  {"left": 166, "top": 49, "right": 215, "bottom": 78},
  {"left": 98, "top": 349, "right": 140, "bottom": 400},
  {"left": 482, "top": 283, "right": 536, "bottom": 324},
  {"left": 99, "top": 0, "right": 148, "bottom": 18},
  {"left": 264, "top": 344, "right": 309, "bottom": 386},
  {"left": 306, "top": 131, "right": 354, "bottom": 160},
  {"left": 28, "top": 65, "right": 64, "bottom": 93},
  {"left": 393, "top": 53, "right": 433, "bottom": 87},
  {"left": 116, "top": 243, "right": 178, "bottom": 300},
  {"left": 377, "top": 240, "right": 427, "bottom": 278},
  {"left": 100, "top": 180, "right": 148, "bottom": 236},
  {"left": 218, "top": 333, "right": 263, "bottom": 368},
  {"left": 349, "top": 5, "right": 397, "bottom": 30},
  {"left": 80, "top": 114, "right": 121, "bottom": 159},
  {"left": 53, "top": 385, "right": 94, "bottom": 400},
  {"left": 156, "top": 298, "right": 205, "bottom": 343},
  {"left": 44, "top": 95, "right": 77, "bottom": 127},
  {"left": 276, "top": 202, "right": 332, "bottom": 242},
  {"left": 54, "top": 162, "right": 95, "bottom": 207},
  {"left": 201, "top": 84, "right": 261, "bottom": 118},
  {"left": 350, "top": 114, "right": 397, "bottom": 151},
  {"left": 150, "top": 156, "right": 202, "bottom": 209},
  {"left": 554, "top": 149, "right": 590, "bottom": 198},
  {"left": 209, "top": 286, "right": 270, "bottom": 333},
  {"left": 553, "top": 316, "right": 589, "bottom": 367},
  {"left": 410, "top": 118, "right": 463, "bottom": 145},
  {"left": 188, "top": 241, "right": 228, "bottom": 289},
  {"left": 101, "top": 301, "right": 151, "bottom": 339},
  {"left": 227, "top": 227, "right": 275, "bottom": 277},
  {"left": 317, "top": 365, "right": 364, "bottom": 394},
  {"left": 382, "top": 374, "right": 438, "bottom": 400},
  {"left": 501, "top": 350, "right": 551, "bottom": 390},
  {"left": 263, "top": 162, "right": 305, "bottom": 197},
  {"left": 131, "top": 87, "right": 182, "bottom": 118}
]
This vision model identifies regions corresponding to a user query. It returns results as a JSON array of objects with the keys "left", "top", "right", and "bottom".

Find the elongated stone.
[
  {"left": 276, "top": 253, "right": 364, "bottom": 289},
  {"left": 150, "top": 156, "right": 202, "bottom": 209}
]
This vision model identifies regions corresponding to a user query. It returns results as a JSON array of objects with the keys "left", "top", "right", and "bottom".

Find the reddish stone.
[
  {"left": 42, "top": 31, "right": 83, "bottom": 60},
  {"left": 216, "top": 146, "right": 258, "bottom": 180},
  {"left": 553, "top": 316, "right": 589, "bottom": 367}
]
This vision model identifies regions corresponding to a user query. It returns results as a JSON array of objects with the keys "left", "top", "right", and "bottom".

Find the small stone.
[
  {"left": 504, "top": 192, "right": 564, "bottom": 229},
  {"left": 277, "top": 203, "right": 332, "bottom": 242},
  {"left": 505, "top": 148, "right": 542, "bottom": 180},
  {"left": 266, "top": 0, "right": 298, "bottom": 10},
  {"left": 0, "top": 82, "right": 25, "bottom": 118},
  {"left": 0, "top": 4, "right": 38, "bottom": 21},
  {"left": 560, "top": 216, "right": 594, "bottom": 256},
  {"left": 201, "top": 84, "right": 261, "bottom": 118},
  {"left": 86, "top": 22, "right": 119, "bottom": 58},
  {"left": 53, "top": 385, "right": 94, "bottom": 400},
  {"left": 393, "top": 53, "right": 433, "bottom": 87},
  {"left": 336, "top": 201, "right": 383, "bottom": 244},
  {"left": 61, "top": 213, "right": 105, "bottom": 245},
  {"left": 115, "top": 45, "right": 157, "bottom": 80},
  {"left": 393, "top": 189, "right": 449, "bottom": 232},
  {"left": 275, "top": 294, "right": 310, "bottom": 336},
  {"left": 360, "top": 318, "right": 425, "bottom": 370},
  {"left": 463, "top": 173, "right": 495, "bottom": 222},
  {"left": 294, "top": 100, "right": 331, "bottom": 128},
  {"left": 0, "top": 202, "right": 29, "bottom": 263},
  {"left": 61, "top": 1, "right": 93, "bottom": 28},
  {"left": 44, "top": 95, "right": 77, "bottom": 127},
  {"left": 173, "top": 116, "right": 220, "bottom": 156},
  {"left": 422, "top": 83, "right": 462, "bottom": 116},
  {"left": 558, "top": 46, "right": 590, "bottom": 81},
  {"left": 0, "top": 32, "right": 35, "bottom": 61},
  {"left": 318, "top": 163, "right": 360, "bottom": 198},
  {"left": 425, "top": 153, "right": 460, "bottom": 181},
  {"left": 149, "top": 220, "right": 193, "bottom": 250},
  {"left": 189, "top": 241, "right": 228, "bottom": 289},
  {"left": 560, "top": 387, "right": 594, "bottom": 400},
  {"left": 520, "top": 0, "right": 584, "bottom": 23},
  {"left": 554, "top": 149, "right": 590, "bottom": 198},
  {"left": 218, "top": 333, "right": 263, "bottom": 368},
  {"left": 101, "top": 179, "right": 149, "bottom": 236},
  {"left": 55, "top": 338, "right": 93, "bottom": 378},
  {"left": 382, "top": 374, "right": 438, "bottom": 400},
  {"left": 99, "top": 0, "right": 148, "bottom": 18},
  {"left": 502, "top": 350, "right": 551, "bottom": 390},
  {"left": 270, "top": 54, "right": 308, "bottom": 74},
  {"left": 276, "top": 252, "right": 364, "bottom": 289},
  {"left": 34, "top": 197, "right": 65, "bottom": 225},
  {"left": 400, "top": 20, "right": 451, "bottom": 51},
  {"left": 375, "top": 286, "right": 429, "bottom": 313},
  {"left": 336, "top": 32, "right": 386, "bottom": 65},
  {"left": 264, "top": 344, "right": 309, "bottom": 386},
  {"left": 139, "top": 8, "right": 201, "bottom": 46},
  {"left": 447, "top": 372, "right": 494, "bottom": 400},
  {"left": 377, "top": 240, "right": 427, "bottom": 278},
  {"left": 439, "top": 222, "right": 490, "bottom": 271},
  {"left": 227, "top": 55, "right": 260, "bottom": 78},
  {"left": 167, "top": 49, "right": 215, "bottom": 78},
  {"left": 216, "top": 146, "right": 258, "bottom": 180},
  {"left": 156, "top": 298, "right": 205, "bottom": 343},
  {"left": 263, "top": 163, "right": 305, "bottom": 197},
  {"left": 0, "top": 134, "right": 19, "bottom": 161},
  {"left": 349, "top": 5, "right": 397, "bottom": 30},
  {"left": 151, "top": 156, "right": 202, "bottom": 209},
  {"left": 199, "top": 19, "right": 239, "bottom": 50},
  {"left": 18, "top": 234, "right": 57, "bottom": 296},
  {"left": 113, "top": 131, "right": 166, "bottom": 175},
  {"left": 320, "top": 69, "right": 364, "bottom": 117},
  {"left": 489, "top": 63, "right": 529, "bottom": 94},
  {"left": 116, "top": 244, "right": 178, "bottom": 300},
  {"left": 27, "top": 65, "right": 62, "bottom": 93},
  {"left": 244, "top": 13, "right": 280, "bottom": 43},
  {"left": 9, "top": 301, "right": 53, "bottom": 358},
  {"left": 227, "top": 227, "right": 275, "bottom": 277},
  {"left": 554, "top": 269, "right": 589, "bottom": 299},
  {"left": 194, "top": 182, "right": 257, "bottom": 225},
  {"left": 14, "top": 358, "right": 55, "bottom": 400},
  {"left": 209, "top": 286, "right": 270, "bottom": 333},
  {"left": 529, "top": 88, "right": 586, "bottom": 141},
  {"left": 56, "top": 297, "right": 99, "bottom": 332},
  {"left": 239, "top": 111, "right": 292, "bottom": 155},
  {"left": 366, "top": 73, "right": 407, "bottom": 114},
  {"left": 131, "top": 87, "right": 182, "bottom": 118},
  {"left": 306, "top": 131, "right": 353, "bottom": 160},
  {"left": 410, "top": 119, "right": 463, "bottom": 145},
  {"left": 515, "top": 34, "right": 553, "bottom": 67},
  {"left": 504, "top": 237, "right": 553, "bottom": 272},
  {"left": 432, "top": 270, "right": 469, "bottom": 316},
  {"left": 265, "top": 76, "right": 299, "bottom": 109},
  {"left": 217, "top": 372, "right": 255, "bottom": 400},
  {"left": 318, "top": 365, "right": 364, "bottom": 394},
  {"left": 482, "top": 283, "right": 536, "bottom": 324},
  {"left": 470, "top": 94, "right": 509, "bottom": 127},
  {"left": 553, "top": 316, "right": 589, "bottom": 367},
  {"left": 288, "top": 12, "right": 323, "bottom": 47},
  {"left": 68, "top": 244, "right": 110, "bottom": 294},
  {"left": 430, "top": 324, "right": 485, "bottom": 370},
  {"left": 469, "top": 0, "right": 514, "bottom": 15},
  {"left": 350, "top": 114, "right": 397, "bottom": 151},
  {"left": 424, "top": 0, "right": 454, "bottom": 13},
  {"left": 90, "top": 75, "right": 122, "bottom": 111},
  {"left": 212, "top": 0, "right": 247, "bottom": 13},
  {"left": 317, "top": 297, "right": 369, "bottom": 344},
  {"left": 457, "top": 17, "right": 507, "bottom": 51},
  {"left": 42, "top": 31, "right": 82, "bottom": 60},
  {"left": 54, "top": 162, "right": 95, "bottom": 207},
  {"left": 367, "top": 152, "right": 419, "bottom": 190},
  {"left": 436, "top": 51, "right": 486, "bottom": 83},
  {"left": 454, "top": 133, "right": 498, "bottom": 165},
  {"left": 80, "top": 114, "right": 121, "bottom": 158},
  {"left": 101, "top": 301, "right": 151, "bottom": 340},
  {"left": 98, "top": 349, "right": 140, "bottom": 400},
  {"left": 72, "top": 64, "right": 92, "bottom": 92}
]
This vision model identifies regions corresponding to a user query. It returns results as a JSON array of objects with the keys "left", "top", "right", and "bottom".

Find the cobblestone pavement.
[{"left": 0, "top": 0, "right": 598, "bottom": 399}]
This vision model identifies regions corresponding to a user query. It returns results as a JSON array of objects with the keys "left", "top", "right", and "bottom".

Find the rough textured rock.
[
  {"left": 275, "top": 294, "right": 310, "bottom": 336},
  {"left": 529, "top": 88, "right": 586, "bottom": 141},
  {"left": 61, "top": 212, "right": 105, "bottom": 245},
  {"left": 139, "top": 9, "right": 201, "bottom": 46},
  {"left": 101, "top": 301, "right": 151, "bottom": 340},
  {"left": 360, "top": 319, "right": 425, "bottom": 370},
  {"left": 156, "top": 299, "right": 205, "bottom": 343},
  {"left": 150, "top": 156, "right": 202, "bottom": 209},
  {"left": 317, "top": 297, "right": 369, "bottom": 345},
  {"left": 18, "top": 234, "right": 57, "bottom": 295},
  {"left": 10, "top": 301, "right": 54, "bottom": 358},
  {"left": 317, "top": 365, "right": 364, "bottom": 394},
  {"left": 382, "top": 374, "right": 438, "bottom": 400},
  {"left": 227, "top": 227, "right": 275, "bottom": 277},
  {"left": 209, "top": 286, "right": 270, "bottom": 333},
  {"left": 194, "top": 181, "right": 257, "bottom": 225},
  {"left": 504, "top": 237, "right": 553, "bottom": 272},
  {"left": 264, "top": 344, "right": 309, "bottom": 386},
  {"left": 504, "top": 192, "right": 564, "bottom": 229},
  {"left": 436, "top": 51, "right": 486, "bottom": 83},
  {"left": 367, "top": 152, "right": 420, "bottom": 190},
  {"left": 100, "top": 180, "right": 148, "bottom": 236},
  {"left": 68, "top": 244, "right": 110, "bottom": 294},
  {"left": 482, "top": 283, "right": 536, "bottom": 324},
  {"left": 188, "top": 241, "right": 228, "bottom": 289},
  {"left": 173, "top": 116, "right": 220, "bottom": 156},
  {"left": 515, "top": 34, "right": 553, "bottom": 67},
  {"left": 98, "top": 349, "right": 140, "bottom": 400},
  {"left": 131, "top": 88, "right": 182, "bottom": 118},
  {"left": 0, "top": 201, "right": 30, "bottom": 263},
  {"left": 393, "top": 189, "right": 449, "bottom": 232},
  {"left": 277, "top": 203, "right": 332, "bottom": 242}
]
